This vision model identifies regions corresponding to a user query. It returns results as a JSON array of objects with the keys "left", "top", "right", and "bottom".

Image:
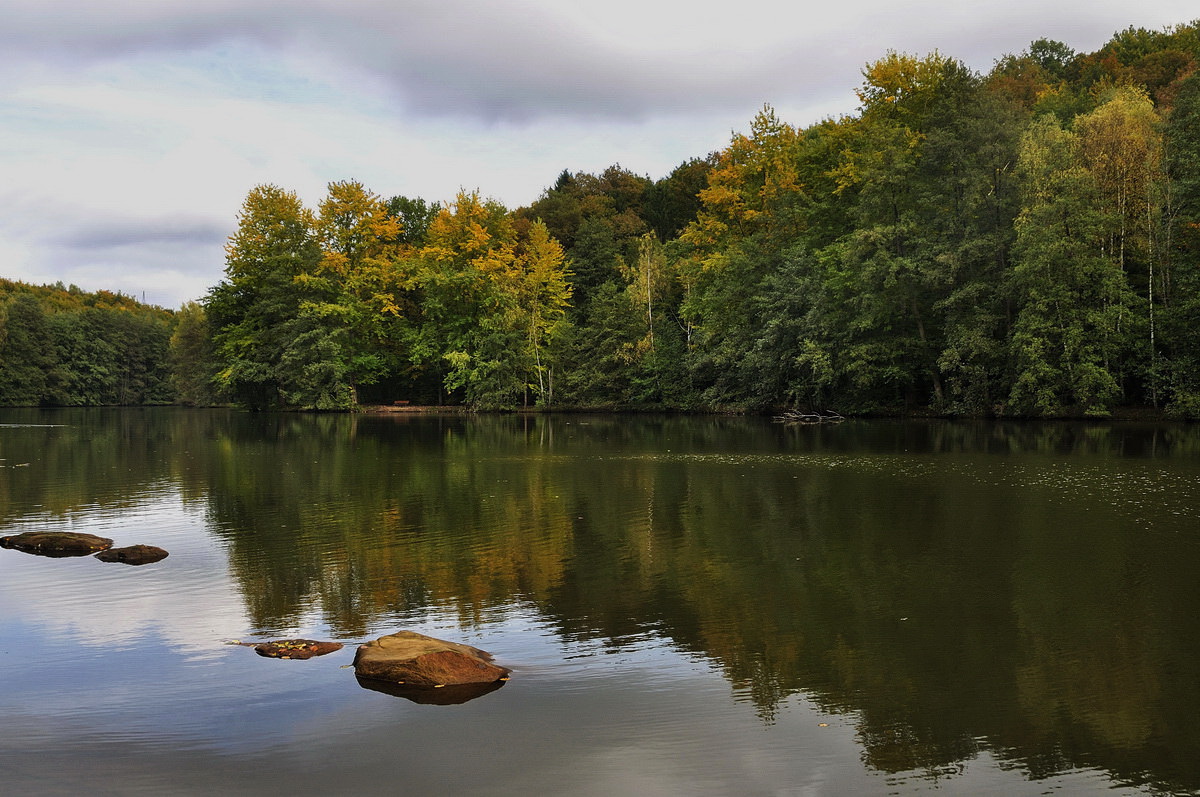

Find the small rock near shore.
[
  {"left": 254, "top": 639, "right": 344, "bottom": 659},
  {"left": 94, "top": 545, "right": 169, "bottom": 565}
]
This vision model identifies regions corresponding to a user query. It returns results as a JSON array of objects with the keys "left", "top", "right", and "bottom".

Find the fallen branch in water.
[{"left": 772, "top": 409, "right": 846, "bottom": 424}]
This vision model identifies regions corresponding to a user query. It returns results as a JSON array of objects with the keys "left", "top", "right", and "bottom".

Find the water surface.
[{"left": 2, "top": 409, "right": 1199, "bottom": 795}]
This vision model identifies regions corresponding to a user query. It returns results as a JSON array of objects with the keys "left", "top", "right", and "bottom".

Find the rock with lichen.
[{"left": 253, "top": 639, "right": 344, "bottom": 659}]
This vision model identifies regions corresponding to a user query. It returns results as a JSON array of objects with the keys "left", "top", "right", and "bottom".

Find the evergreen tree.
[{"left": 169, "top": 302, "right": 218, "bottom": 406}]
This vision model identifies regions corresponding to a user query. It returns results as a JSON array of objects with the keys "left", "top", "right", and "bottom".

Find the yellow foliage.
[
  {"left": 680, "top": 105, "right": 804, "bottom": 253},
  {"left": 857, "top": 50, "right": 950, "bottom": 117}
]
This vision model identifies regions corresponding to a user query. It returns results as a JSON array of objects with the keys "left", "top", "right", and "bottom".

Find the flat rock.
[
  {"left": 254, "top": 639, "right": 344, "bottom": 659},
  {"left": 0, "top": 531, "right": 114, "bottom": 557},
  {"left": 94, "top": 545, "right": 169, "bottom": 565},
  {"left": 353, "top": 630, "right": 510, "bottom": 688}
]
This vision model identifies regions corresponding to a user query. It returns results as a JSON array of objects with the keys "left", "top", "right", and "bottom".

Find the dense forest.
[
  {"left": 0, "top": 279, "right": 175, "bottom": 407},
  {"left": 5, "top": 21, "right": 1200, "bottom": 417}
]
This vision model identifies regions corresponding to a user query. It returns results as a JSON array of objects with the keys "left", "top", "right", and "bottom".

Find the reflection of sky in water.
[
  {"left": 1, "top": 537, "right": 1153, "bottom": 797},
  {"left": 0, "top": 490, "right": 247, "bottom": 656},
  {"left": 1, "top": 550, "right": 872, "bottom": 795},
  {"left": 2, "top": 501, "right": 1128, "bottom": 797},
  {"left": 0, "top": 580, "right": 1041, "bottom": 797}
]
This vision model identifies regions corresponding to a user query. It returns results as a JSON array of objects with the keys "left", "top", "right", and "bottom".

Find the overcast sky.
[{"left": 2, "top": 1, "right": 1197, "bottom": 309}]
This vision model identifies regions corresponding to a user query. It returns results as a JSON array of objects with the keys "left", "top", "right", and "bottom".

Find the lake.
[{"left": 1, "top": 408, "right": 1199, "bottom": 796}]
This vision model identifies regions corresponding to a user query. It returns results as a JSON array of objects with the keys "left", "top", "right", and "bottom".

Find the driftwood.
[{"left": 772, "top": 409, "right": 846, "bottom": 424}]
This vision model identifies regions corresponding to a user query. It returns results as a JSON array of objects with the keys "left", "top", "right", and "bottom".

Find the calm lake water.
[{"left": 2, "top": 408, "right": 1199, "bottom": 796}]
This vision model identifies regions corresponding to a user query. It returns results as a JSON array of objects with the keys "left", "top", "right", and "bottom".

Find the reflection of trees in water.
[
  {"left": 0, "top": 407, "right": 201, "bottom": 519},
  {"left": 5, "top": 409, "right": 1200, "bottom": 791},
  {"left": 199, "top": 413, "right": 578, "bottom": 636}
]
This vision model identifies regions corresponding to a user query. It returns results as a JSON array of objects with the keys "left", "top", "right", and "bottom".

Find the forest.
[
  {"left": 0, "top": 279, "right": 174, "bottom": 407},
  {"left": 4, "top": 21, "right": 1200, "bottom": 417}
]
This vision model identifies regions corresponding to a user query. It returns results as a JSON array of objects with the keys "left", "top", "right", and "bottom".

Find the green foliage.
[
  {"left": 644, "top": 156, "right": 717, "bottom": 241},
  {"left": 1029, "top": 39, "right": 1077, "bottom": 79},
  {"left": 386, "top": 195, "right": 441, "bottom": 247},
  {"left": 277, "top": 321, "right": 356, "bottom": 410},
  {"left": 0, "top": 292, "right": 53, "bottom": 405},
  {"left": 22, "top": 18, "right": 1200, "bottom": 416},
  {"left": 409, "top": 192, "right": 576, "bottom": 407},
  {"left": 205, "top": 181, "right": 417, "bottom": 411},
  {"left": 0, "top": 282, "right": 173, "bottom": 407},
  {"left": 1007, "top": 116, "right": 1133, "bottom": 416},
  {"left": 169, "top": 302, "right": 218, "bottom": 406},
  {"left": 1161, "top": 70, "right": 1200, "bottom": 416},
  {"left": 205, "top": 184, "right": 325, "bottom": 409},
  {"left": 556, "top": 281, "right": 641, "bottom": 405}
]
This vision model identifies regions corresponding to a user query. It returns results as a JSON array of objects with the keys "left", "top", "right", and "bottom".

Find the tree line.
[
  {"left": 5, "top": 21, "right": 1200, "bottom": 416},
  {"left": 0, "top": 279, "right": 175, "bottom": 407}
]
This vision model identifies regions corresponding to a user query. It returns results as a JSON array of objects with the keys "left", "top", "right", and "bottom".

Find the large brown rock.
[
  {"left": 0, "top": 531, "right": 113, "bottom": 557},
  {"left": 353, "top": 631, "right": 510, "bottom": 688},
  {"left": 94, "top": 545, "right": 169, "bottom": 565}
]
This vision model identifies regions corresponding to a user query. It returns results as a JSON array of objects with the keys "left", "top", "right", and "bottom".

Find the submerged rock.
[
  {"left": 94, "top": 544, "right": 169, "bottom": 565},
  {"left": 253, "top": 639, "right": 344, "bottom": 660},
  {"left": 0, "top": 531, "right": 114, "bottom": 557},
  {"left": 353, "top": 630, "right": 510, "bottom": 688}
]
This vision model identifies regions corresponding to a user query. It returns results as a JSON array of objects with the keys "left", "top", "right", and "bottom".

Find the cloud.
[
  {"left": 28, "top": 217, "right": 229, "bottom": 308},
  {"left": 4, "top": 1, "right": 1193, "bottom": 124},
  {"left": 55, "top": 218, "right": 227, "bottom": 251},
  {"left": 2, "top": 1, "right": 763, "bottom": 121},
  {"left": 0, "top": 33, "right": 750, "bottom": 308}
]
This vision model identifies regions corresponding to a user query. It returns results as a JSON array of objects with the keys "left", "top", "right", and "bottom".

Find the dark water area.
[{"left": 2, "top": 408, "right": 1199, "bottom": 795}]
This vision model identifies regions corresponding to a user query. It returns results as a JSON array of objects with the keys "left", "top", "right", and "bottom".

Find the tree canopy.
[{"left": 7, "top": 19, "right": 1200, "bottom": 417}]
